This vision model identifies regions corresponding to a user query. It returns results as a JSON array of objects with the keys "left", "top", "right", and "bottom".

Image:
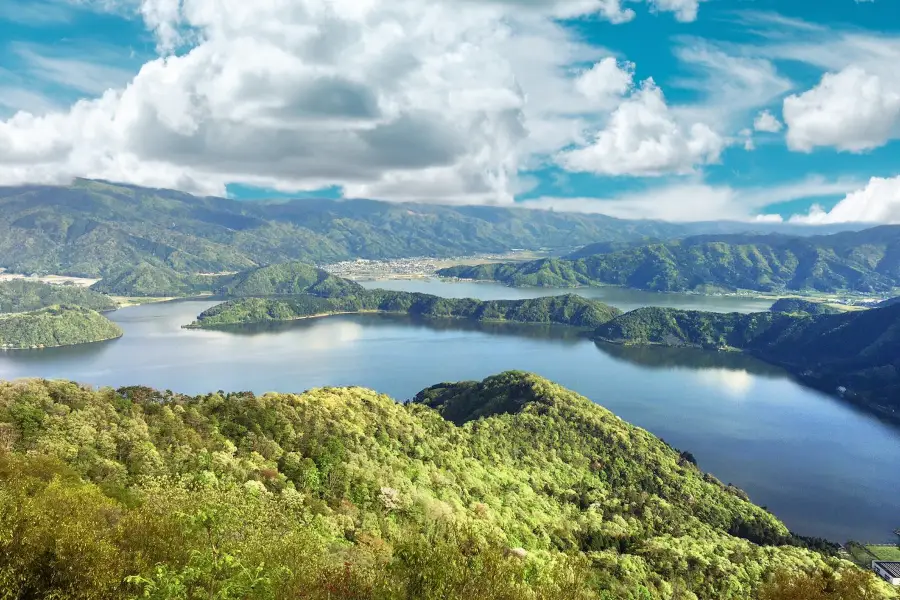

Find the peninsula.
[{"left": 0, "top": 305, "right": 123, "bottom": 349}]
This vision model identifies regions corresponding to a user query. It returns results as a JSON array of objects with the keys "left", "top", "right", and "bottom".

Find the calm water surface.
[
  {"left": 361, "top": 278, "right": 778, "bottom": 313},
  {"left": 0, "top": 281, "right": 897, "bottom": 544}
]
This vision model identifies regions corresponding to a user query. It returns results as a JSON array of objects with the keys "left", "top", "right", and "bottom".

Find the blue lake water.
[{"left": 0, "top": 280, "right": 897, "bottom": 544}]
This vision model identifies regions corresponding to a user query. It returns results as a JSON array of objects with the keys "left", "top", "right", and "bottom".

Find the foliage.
[
  {"left": 0, "top": 374, "right": 889, "bottom": 599},
  {"left": 90, "top": 263, "right": 227, "bottom": 297},
  {"left": 757, "top": 568, "right": 887, "bottom": 600},
  {"left": 0, "top": 305, "right": 123, "bottom": 349},
  {"left": 439, "top": 228, "right": 900, "bottom": 293},
  {"left": 769, "top": 299, "right": 843, "bottom": 316},
  {"left": 188, "top": 290, "right": 623, "bottom": 329},
  {"left": 91, "top": 261, "right": 360, "bottom": 299},
  {"left": 0, "top": 180, "right": 706, "bottom": 278},
  {"left": 594, "top": 303, "right": 900, "bottom": 421},
  {"left": 0, "top": 279, "right": 117, "bottom": 313},
  {"left": 216, "top": 261, "right": 364, "bottom": 297}
]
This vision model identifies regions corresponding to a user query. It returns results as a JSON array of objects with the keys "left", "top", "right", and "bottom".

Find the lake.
[{"left": 0, "top": 280, "right": 897, "bottom": 544}]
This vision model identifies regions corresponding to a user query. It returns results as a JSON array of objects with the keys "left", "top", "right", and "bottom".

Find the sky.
[{"left": 1, "top": 0, "right": 899, "bottom": 223}]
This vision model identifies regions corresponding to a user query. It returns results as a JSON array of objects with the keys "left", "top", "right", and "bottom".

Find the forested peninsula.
[
  {"left": 0, "top": 279, "right": 116, "bottom": 313},
  {"left": 92, "top": 261, "right": 363, "bottom": 298},
  {"left": 438, "top": 228, "right": 900, "bottom": 294},
  {"left": 0, "top": 372, "right": 890, "bottom": 600},
  {"left": 186, "top": 290, "right": 623, "bottom": 329},
  {"left": 594, "top": 303, "right": 900, "bottom": 422},
  {"left": 0, "top": 306, "right": 123, "bottom": 349}
]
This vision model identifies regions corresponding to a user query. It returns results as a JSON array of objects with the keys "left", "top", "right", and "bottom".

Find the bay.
[{"left": 0, "top": 281, "right": 897, "bottom": 544}]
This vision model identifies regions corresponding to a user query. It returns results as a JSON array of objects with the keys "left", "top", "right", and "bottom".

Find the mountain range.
[
  {"left": 439, "top": 228, "right": 900, "bottom": 294},
  {"left": 0, "top": 179, "right": 867, "bottom": 278}
]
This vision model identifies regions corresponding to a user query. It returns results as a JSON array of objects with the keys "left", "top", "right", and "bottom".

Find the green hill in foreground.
[
  {"left": 0, "top": 306, "right": 123, "bottom": 349},
  {"left": 0, "top": 373, "right": 889, "bottom": 600},
  {"left": 186, "top": 290, "right": 623, "bottom": 329},
  {"left": 0, "top": 279, "right": 117, "bottom": 313}
]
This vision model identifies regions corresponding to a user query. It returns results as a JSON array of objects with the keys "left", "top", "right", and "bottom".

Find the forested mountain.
[
  {"left": 0, "top": 180, "right": 862, "bottom": 278},
  {"left": 0, "top": 280, "right": 116, "bottom": 313},
  {"left": 217, "top": 261, "right": 364, "bottom": 297},
  {"left": 768, "top": 299, "right": 843, "bottom": 316},
  {"left": 595, "top": 303, "right": 900, "bottom": 422},
  {"left": 439, "top": 227, "right": 900, "bottom": 293},
  {"left": 89, "top": 263, "right": 226, "bottom": 297},
  {"left": 91, "top": 261, "right": 363, "bottom": 298},
  {"left": 0, "top": 305, "right": 123, "bottom": 349},
  {"left": 0, "top": 373, "right": 887, "bottom": 600},
  {"left": 188, "top": 291, "right": 622, "bottom": 329}
]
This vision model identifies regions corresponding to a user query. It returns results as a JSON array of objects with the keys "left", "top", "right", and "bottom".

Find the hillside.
[
  {"left": 0, "top": 305, "right": 123, "bottom": 349},
  {"left": 187, "top": 291, "right": 623, "bottom": 329},
  {"left": 0, "top": 279, "right": 116, "bottom": 313},
  {"left": 217, "top": 261, "right": 364, "bottom": 297},
  {"left": 0, "top": 180, "right": 689, "bottom": 278},
  {"left": 768, "top": 299, "right": 844, "bottom": 316},
  {"left": 439, "top": 227, "right": 900, "bottom": 293},
  {"left": 90, "top": 263, "right": 226, "bottom": 297},
  {"left": 0, "top": 373, "right": 888, "bottom": 600},
  {"left": 594, "top": 304, "right": 900, "bottom": 422},
  {"left": 0, "top": 180, "right": 866, "bottom": 279},
  {"left": 91, "top": 261, "right": 365, "bottom": 298}
]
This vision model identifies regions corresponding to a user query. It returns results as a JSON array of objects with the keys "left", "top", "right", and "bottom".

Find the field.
[{"left": 846, "top": 542, "right": 900, "bottom": 566}]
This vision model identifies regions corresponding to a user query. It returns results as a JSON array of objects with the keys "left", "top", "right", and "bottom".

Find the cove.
[{"left": 0, "top": 285, "right": 897, "bottom": 545}]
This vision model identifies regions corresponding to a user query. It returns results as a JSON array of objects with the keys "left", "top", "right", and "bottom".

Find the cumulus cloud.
[
  {"left": 557, "top": 79, "right": 724, "bottom": 177},
  {"left": 574, "top": 57, "right": 634, "bottom": 102},
  {"left": 523, "top": 176, "right": 864, "bottom": 221},
  {"left": 783, "top": 67, "right": 900, "bottom": 152},
  {"left": 753, "top": 109, "right": 783, "bottom": 133},
  {"left": 787, "top": 176, "right": 900, "bottom": 223},
  {"left": 0, "top": 0, "right": 717, "bottom": 203}
]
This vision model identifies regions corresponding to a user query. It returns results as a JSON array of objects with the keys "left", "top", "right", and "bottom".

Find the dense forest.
[
  {"left": 0, "top": 372, "right": 889, "bottom": 599},
  {"left": 594, "top": 303, "right": 900, "bottom": 422},
  {"left": 90, "top": 261, "right": 360, "bottom": 298},
  {"left": 0, "top": 305, "right": 123, "bottom": 349},
  {"left": 438, "top": 228, "right": 900, "bottom": 294},
  {"left": 188, "top": 290, "right": 623, "bottom": 330},
  {"left": 0, "top": 180, "right": 862, "bottom": 278},
  {"left": 90, "top": 263, "right": 226, "bottom": 297},
  {"left": 0, "top": 279, "right": 117, "bottom": 313},
  {"left": 768, "top": 299, "right": 843, "bottom": 316}
]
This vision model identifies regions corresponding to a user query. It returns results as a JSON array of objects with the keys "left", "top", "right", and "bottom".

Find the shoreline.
[
  {"left": 0, "top": 331, "right": 123, "bottom": 351},
  {"left": 434, "top": 276, "right": 888, "bottom": 307},
  {"left": 183, "top": 309, "right": 600, "bottom": 331}
]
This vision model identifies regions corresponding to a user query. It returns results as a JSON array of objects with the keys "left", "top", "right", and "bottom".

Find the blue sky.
[{"left": 1, "top": 0, "right": 899, "bottom": 223}]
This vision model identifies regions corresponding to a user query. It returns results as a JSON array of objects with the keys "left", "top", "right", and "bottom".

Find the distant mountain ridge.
[
  {"left": 439, "top": 227, "right": 900, "bottom": 293},
  {"left": 0, "top": 179, "right": 867, "bottom": 278}
]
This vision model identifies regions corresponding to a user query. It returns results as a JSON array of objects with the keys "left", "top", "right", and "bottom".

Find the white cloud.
[
  {"left": 11, "top": 43, "right": 137, "bottom": 96},
  {"left": 783, "top": 67, "right": 900, "bottom": 152},
  {"left": 523, "top": 176, "right": 864, "bottom": 221},
  {"left": 557, "top": 79, "right": 725, "bottom": 177},
  {"left": 787, "top": 176, "right": 900, "bottom": 224},
  {"left": 648, "top": 0, "right": 704, "bottom": 23},
  {"left": 753, "top": 109, "right": 783, "bottom": 133},
  {"left": 0, "top": 0, "right": 717, "bottom": 203},
  {"left": 574, "top": 57, "right": 633, "bottom": 102}
]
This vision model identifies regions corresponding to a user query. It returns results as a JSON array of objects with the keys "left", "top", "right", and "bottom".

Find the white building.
[{"left": 872, "top": 561, "right": 900, "bottom": 585}]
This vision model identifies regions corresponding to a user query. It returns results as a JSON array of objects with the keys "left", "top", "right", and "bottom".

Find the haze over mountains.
[{"left": 0, "top": 180, "right": 870, "bottom": 278}]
